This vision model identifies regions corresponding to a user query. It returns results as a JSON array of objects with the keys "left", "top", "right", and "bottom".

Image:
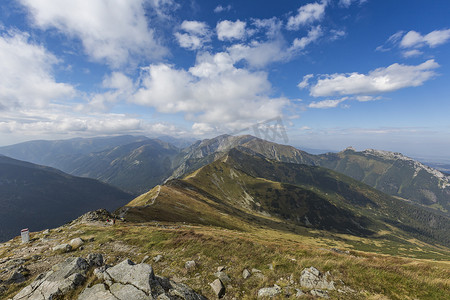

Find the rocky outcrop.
[
  {"left": 11, "top": 255, "right": 206, "bottom": 300},
  {"left": 257, "top": 285, "right": 281, "bottom": 298},
  {"left": 299, "top": 267, "right": 335, "bottom": 291}
]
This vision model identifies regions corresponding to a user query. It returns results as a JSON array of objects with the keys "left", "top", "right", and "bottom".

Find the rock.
[
  {"left": 214, "top": 271, "right": 231, "bottom": 283},
  {"left": 242, "top": 268, "right": 251, "bottom": 279},
  {"left": 87, "top": 253, "right": 104, "bottom": 267},
  {"left": 52, "top": 243, "right": 72, "bottom": 253},
  {"left": 69, "top": 238, "right": 84, "bottom": 250},
  {"left": 295, "top": 289, "right": 305, "bottom": 297},
  {"left": 7, "top": 272, "right": 26, "bottom": 284},
  {"left": 257, "top": 285, "right": 281, "bottom": 298},
  {"left": 268, "top": 263, "right": 274, "bottom": 270},
  {"left": 42, "top": 229, "right": 50, "bottom": 235},
  {"left": 110, "top": 282, "right": 150, "bottom": 300},
  {"left": 153, "top": 255, "right": 163, "bottom": 263},
  {"left": 13, "top": 257, "right": 88, "bottom": 300},
  {"left": 141, "top": 255, "right": 150, "bottom": 263},
  {"left": 217, "top": 266, "right": 226, "bottom": 272},
  {"left": 251, "top": 268, "right": 262, "bottom": 273},
  {"left": 78, "top": 283, "right": 118, "bottom": 300},
  {"left": 72, "top": 209, "right": 113, "bottom": 224},
  {"left": 103, "top": 259, "right": 155, "bottom": 295},
  {"left": 185, "top": 260, "right": 196, "bottom": 271},
  {"left": 311, "top": 289, "right": 329, "bottom": 298},
  {"left": 299, "top": 267, "right": 335, "bottom": 290},
  {"left": 210, "top": 278, "right": 225, "bottom": 298}
]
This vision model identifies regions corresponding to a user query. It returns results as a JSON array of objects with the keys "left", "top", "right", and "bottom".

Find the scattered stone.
[
  {"left": 153, "top": 255, "right": 163, "bottom": 263},
  {"left": 268, "top": 263, "right": 274, "bottom": 270},
  {"left": 72, "top": 209, "right": 113, "bottom": 224},
  {"left": 242, "top": 268, "right": 251, "bottom": 279},
  {"left": 251, "top": 268, "right": 262, "bottom": 273},
  {"left": 257, "top": 284, "right": 281, "bottom": 298},
  {"left": 52, "top": 243, "right": 72, "bottom": 253},
  {"left": 214, "top": 271, "right": 231, "bottom": 283},
  {"left": 217, "top": 266, "right": 226, "bottom": 272},
  {"left": 210, "top": 278, "right": 226, "bottom": 298},
  {"left": 300, "top": 267, "right": 335, "bottom": 290},
  {"left": 311, "top": 289, "right": 329, "bottom": 298},
  {"left": 42, "top": 229, "right": 50, "bottom": 235},
  {"left": 69, "top": 237, "right": 84, "bottom": 250},
  {"left": 185, "top": 260, "right": 196, "bottom": 271},
  {"left": 331, "top": 248, "right": 350, "bottom": 255},
  {"left": 141, "top": 255, "right": 150, "bottom": 264},
  {"left": 87, "top": 253, "right": 104, "bottom": 267}
]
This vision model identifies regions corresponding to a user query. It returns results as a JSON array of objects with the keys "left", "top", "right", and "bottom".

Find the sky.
[{"left": 0, "top": 0, "right": 449, "bottom": 159}]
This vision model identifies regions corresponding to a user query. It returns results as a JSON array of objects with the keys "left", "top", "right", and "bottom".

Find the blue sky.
[{"left": 0, "top": 0, "right": 449, "bottom": 159}]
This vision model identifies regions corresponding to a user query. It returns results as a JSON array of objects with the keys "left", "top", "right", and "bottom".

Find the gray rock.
[
  {"left": 153, "top": 255, "right": 163, "bottom": 263},
  {"left": 310, "top": 289, "right": 329, "bottom": 298},
  {"left": 251, "top": 268, "right": 262, "bottom": 273},
  {"left": 295, "top": 289, "right": 305, "bottom": 297},
  {"left": 70, "top": 238, "right": 84, "bottom": 250},
  {"left": 210, "top": 279, "right": 225, "bottom": 298},
  {"left": 78, "top": 283, "right": 118, "bottom": 300},
  {"left": 87, "top": 253, "right": 104, "bottom": 267},
  {"left": 110, "top": 282, "right": 150, "bottom": 300},
  {"left": 299, "top": 267, "right": 335, "bottom": 291},
  {"left": 185, "top": 260, "right": 196, "bottom": 271},
  {"left": 214, "top": 271, "right": 231, "bottom": 283},
  {"left": 52, "top": 243, "right": 72, "bottom": 253},
  {"left": 141, "top": 255, "right": 150, "bottom": 264},
  {"left": 242, "top": 269, "right": 251, "bottom": 279},
  {"left": 257, "top": 285, "right": 281, "bottom": 298},
  {"left": 104, "top": 259, "right": 155, "bottom": 294},
  {"left": 217, "top": 266, "right": 226, "bottom": 272},
  {"left": 13, "top": 257, "right": 88, "bottom": 300}
]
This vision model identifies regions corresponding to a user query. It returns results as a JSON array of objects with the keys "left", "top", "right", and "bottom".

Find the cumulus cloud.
[
  {"left": 298, "top": 74, "right": 314, "bottom": 89},
  {"left": 400, "top": 29, "right": 450, "bottom": 48},
  {"left": 132, "top": 52, "right": 288, "bottom": 129},
  {"left": 175, "top": 20, "right": 211, "bottom": 50},
  {"left": 0, "top": 30, "right": 75, "bottom": 110},
  {"left": 19, "top": 0, "right": 167, "bottom": 68},
  {"left": 338, "top": 0, "right": 366, "bottom": 8},
  {"left": 287, "top": 1, "right": 327, "bottom": 30},
  {"left": 289, "top": 25, "right": 323, "bottom": 52},
  {"left": 216, "top": 20, "right": 247, "bottom": 41},
  {"left": 307, "top": 59, "right": 439, "bottom": 97},
  {"left": 228, "top": 40, "right": 288, "bottom": 68},
  {"left": 214, "top": 5, "right": 231, "bottom": 13}
]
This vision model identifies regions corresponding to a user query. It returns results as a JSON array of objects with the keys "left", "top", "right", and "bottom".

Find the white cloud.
[
  {"left": 330, "top": 29, "right": 346, "bottom": 41},
  {"left": 228, "top": 39, "right": 288, "bottom": 68},
  {"left": 339, "top": 0, "right": 366, "bottom": 8},
  {"left": 0, "top": 30, "right": 75, "bottom": 110},
  {"left": 132, "top": 52, "right": 288, "bottom": 129},
  {"left": 289, "top": 25, "right": 323, "bottom": 52},
  {"left": 400, "top": 29, "right": 450, "bottom": 48},
  {"left": 19, "top": 0, "right": 167, "bottom": 68},
  {"left": 214, "top": 5, "right": 231, "bottom": 13},
  {"left": 298, "top": 74, "right": 314, "bottom": 89},
  {"left": 216, "top": 20, "right": 247, "bottom": 41},
  {"left": 287, "top": 1, "right": 327, "bottom": 30},
  {"left": 175, "top": 20, "right": 211, "bottom": 50},
  {"left": 308, "top": 59, "right": 439, "bottom": 97},
  {"left": 402, "top": 49, "right": 423, "bottom": 58},
  {"left": 252, "top": 17, "right": 282, "bottom": 38},
  {"left": 308, "top": 98, "right": 346, "bottom": 108}
]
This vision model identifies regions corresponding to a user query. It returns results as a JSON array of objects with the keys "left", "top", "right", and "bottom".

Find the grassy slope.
[{"left": 1, "top": 222, "right": 449, "bottom": 300}]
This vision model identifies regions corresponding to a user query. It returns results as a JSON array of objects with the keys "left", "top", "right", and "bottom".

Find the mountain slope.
[
  {"left": 57, "top": 139, "right": 180, "bottom": 194},
  {"left": 0, "top": 156, "right": 133, "bottom": 242},
  {"left": 122, "top": 149, "right": 450, "bottom": 247},
  {"left": 313, "top": 148, "right": 450, "bottom": 214},
  {"left": 0, "top": 135, "right": 149, "bottom": 168}
]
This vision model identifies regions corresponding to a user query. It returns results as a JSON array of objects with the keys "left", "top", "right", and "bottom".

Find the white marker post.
[{"left": 21, "top": 228, "right": 29, "bottom": 243}]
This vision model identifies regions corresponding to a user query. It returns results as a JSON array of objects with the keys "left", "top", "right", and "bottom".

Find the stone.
[
  {"left": 185, "top": 260, "right": 196, "bottom": 271},
  {"left": 87, "top": 253, "right": 104, "bottom": 267},
  {"left": 299, "top": 267, "right": 335, "bottom": 291},
  {"left": 78, "top": 283, "right": 118, "bottom": 300},
  {"left": 7, "top": 272, "right": 26, "bottom": 284},
  {"left": 214, "top": 271, "right": 231, "bottom": 283},
  {"left": 13, "top": 257, "right": 88, "bottom": 300},
  {"left": 251, "top": 268, "right": 262, "bottom": 273},
  {"left": 311, "top": 289, "right": 329, "bottom": 298},
  {"left": 69, "top": 238, "right": 84, "bottom": 250},
  {"left": 242, "top": 268, "right": 251, "bottom": 279},
  {"left": 110, "top": 282, "right": 150, "bottom": 300},
  {"left": 295, "top": 289, "right": 305, "bottom": 297},
  {"left": 210, "top": 278, "right": 225, "bottom": 298},
  {"left": 42, "top": 229, "right": 50, "bottom": 235},
  {"left": 52, "top": 243, "right": 72, "bottom": 253},
  {"left": 257, "top": 285, "right": 281, "bottom": 298},
  {"left": 141, "top": 255, "right": 150, "bottom": 263},
  {"left": 153, "top": 255, "right": 163, "bottom": 263},
  {"left": 217, "top": 266, "right": 226, "bottom": 272},
  {"left": 103, "top": 259, "right": 155, "bottom": 295}
]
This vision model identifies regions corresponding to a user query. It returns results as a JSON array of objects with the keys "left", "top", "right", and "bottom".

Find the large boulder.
[
  {"left": 13, "top": 257, "right": 89, "bottom": 299},
  {"left": 299, "top": 267, "right": 335, "bottom": 290}
]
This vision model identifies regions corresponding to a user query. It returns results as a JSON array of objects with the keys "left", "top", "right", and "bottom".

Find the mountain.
[
  {"left": 122, "top": 148, "right": 450, "bottom": 247},
  {"left": 59, "top": 139, "right": 180, "bottom": 194},
  {"left": 0, "top": 135, "right": 149, "bottom": 169},
  {"left": 313, "top": 148, "right": 450, "bottom": 214},
  {"left": 0, "top": 155, "right": 133, "bottom": 242}
]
